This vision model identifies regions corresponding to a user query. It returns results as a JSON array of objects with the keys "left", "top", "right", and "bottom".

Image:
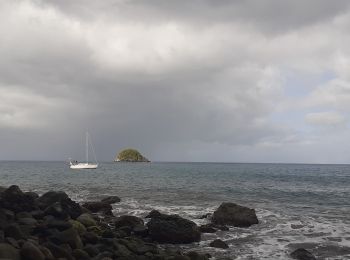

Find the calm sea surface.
[{"left": 0, "top": 161, "right": 349, "bottom": 259}]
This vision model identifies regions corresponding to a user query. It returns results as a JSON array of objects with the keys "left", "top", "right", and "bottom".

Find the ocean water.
[{"left": 0, "top": 161, "right": 349, "bottom": 259}]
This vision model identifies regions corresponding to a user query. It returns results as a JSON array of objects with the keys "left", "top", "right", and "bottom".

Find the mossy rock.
[
  {"left": 69, "top": 220, "right": 87, "bottom": 235},
  {"left": 115, "top": 149, "right": 150, "bottom": 162}
]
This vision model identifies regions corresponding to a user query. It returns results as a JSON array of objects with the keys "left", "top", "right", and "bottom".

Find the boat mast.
[{"left": 86, "top": 132, "right": 89, "bottom": 164}]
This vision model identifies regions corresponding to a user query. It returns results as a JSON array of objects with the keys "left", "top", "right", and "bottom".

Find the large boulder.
[
  {"left": 291, "top": 248, "right": 316, "bottom": 260},
  {"left": 77, "top": 213, "right": 97, "bottom": 227},
  {"left": 101, "top": 196, "right": 121, "bottom": 204},
  {"left": 147, "top": 213, "right": 201, "bottom": 244},
  {"left": 0, "top": 185, "right": 38, "bottom": 213},
  {"left": 209, "top": 239, "right": 229, "bottom": 249},
  {"left": 37, "top": 191, "right": 82, "bottom": 219},
  {"left": 115, "top": 215, "right": 144, "bottom": 229},
  {"left": 50, "top": 227, "right": 83, "bottom": 249},
  {"left": 20, "top": 241, "right": 45, "bottom": 260},
  {"left": 37, "top": 191, "right": 69, "bottom": 208},
  {"left": 0, "top": 243, "right": 20, "bottom": 260},
  {"left": 81, "top": 201, "right": 112, "bottom": 215},
  {"left": 212, "top": 202, "right": 258, "bottom": 227}
]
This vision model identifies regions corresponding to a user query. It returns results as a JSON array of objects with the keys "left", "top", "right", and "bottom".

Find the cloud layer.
[{"left": 1, "top": 0, "right": 350, "bottom": 163}]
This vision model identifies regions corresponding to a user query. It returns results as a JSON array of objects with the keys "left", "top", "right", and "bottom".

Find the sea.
[{"left": 0, "top": 161, "right": 349, "bottom": 259}]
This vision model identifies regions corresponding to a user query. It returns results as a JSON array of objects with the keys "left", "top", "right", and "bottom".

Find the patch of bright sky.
[{"left": 269, "top": 68, "right": 336, "bottom": 132}]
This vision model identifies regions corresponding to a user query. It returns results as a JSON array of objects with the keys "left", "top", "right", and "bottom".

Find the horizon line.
[{"left": 0, "top": 159, "right": 349, "bottom": 165}]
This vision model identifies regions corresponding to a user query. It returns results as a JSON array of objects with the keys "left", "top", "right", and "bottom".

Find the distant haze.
[{"left": 1, "top": 0, "right": 350, "bottom": 163}]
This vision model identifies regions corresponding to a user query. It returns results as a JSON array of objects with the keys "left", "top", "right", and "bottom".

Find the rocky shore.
[{"left": 0, "top": 185, "right": 316, "bottom": 260}]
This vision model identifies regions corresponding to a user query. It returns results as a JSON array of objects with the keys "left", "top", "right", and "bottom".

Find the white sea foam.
[{"left": 109, "top": 199, "right": 350, "bottom": 259}]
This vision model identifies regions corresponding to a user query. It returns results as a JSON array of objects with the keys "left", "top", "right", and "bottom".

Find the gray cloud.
[{"left": 1, "top": 0, "right": 350, "bottom": 162}]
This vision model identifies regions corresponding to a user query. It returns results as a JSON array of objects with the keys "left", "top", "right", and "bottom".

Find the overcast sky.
[{"left": 1, "top": 0, "right": 350, "bottom": 163}]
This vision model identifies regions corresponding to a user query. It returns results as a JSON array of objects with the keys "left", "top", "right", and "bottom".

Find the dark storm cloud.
[{"left": 1, "top": 0, "right": 350, "bottom": 162}]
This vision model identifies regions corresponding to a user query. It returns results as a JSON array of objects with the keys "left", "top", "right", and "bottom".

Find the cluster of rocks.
[
  {"left": 0, "top": 185, "right": 317, "bottom": 259},
  {"left": 0, "top": 185, "right": 209, "bottom": 260}
]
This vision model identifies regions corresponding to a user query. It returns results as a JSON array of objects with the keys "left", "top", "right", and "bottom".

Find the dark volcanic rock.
[
  {"left": 209, "top": 239, "right": 229, "bottom": 249},
  {"left": 4, "top": 223, "right": 25, "bottom": 240},
  {"left": 212, "top": 202, "right": 258, "bottom": 227},
  {"left": 199, "top": 224, "right": 217, "bottom": 233},
  {"left": 146, "top": 209, "right": 162, "bottom": 218},
  {"left": 115, "top": 215, "right": 144, "bottom": 229},
  {"left": 50, "top": 227, "right": 83, "bottom": 249},
  {"left": 0, "top": 243, "right": 20, "bottom": 260},
  {"left": 82, "top": 201, "right": 113, "bottom": 215},
  {"left": 186, "top": 251, "right": 210, "bottom": 260},
  {"left": 147, "top": 214, "right": 201, "bottom": 244},
  {"left": 77, "top": 213, "right": 97, "bottom": 227},
  {"left": 43, "top": 242, "right": 74, "bottom": 260},
  {"left": 37, "top": 191, "right": 69, "bottom": 208},
  {"left": 38, "top": 191, "right": 82, "bottom": 219},
  {"left": 21, "top": 241, "right": 45, "bottom": 260},
  {"left": 291, "top": 248, "right": 316, "bottom": 260},
  {"left": 73, "top": 248, "right": 91, "bottom": 260},
  {"left": 0, "top": 185, "right": 38, "bottom": 213},
  {"left": 101, "top": 196, "right": 121, "bottom": 204}
]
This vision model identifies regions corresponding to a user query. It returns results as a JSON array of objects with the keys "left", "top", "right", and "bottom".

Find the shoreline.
[{"left": 0, "top": 184, "right": 319, "bottom": 260}]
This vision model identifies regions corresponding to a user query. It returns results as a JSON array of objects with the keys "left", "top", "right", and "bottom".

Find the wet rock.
[
  {"left": 44, "top": 202, "right": 69, "bottom": 219},
  {"left": 87, "top": 225, "right": 103, "bottom": 235},
  {"left": 291, "top": 248, "right": 316, "bottom": 260},
  {"left": 146, "top": 209, "right": 162, "bottom": 218},
  {"left": 83, "top": 244, "right": 100, "bottom": 257},
  {"left": 212, "top": 202, "right": 258, "bottom": 227},
  {"left": 43, "top": 242, "right": 74, "bottom": 260},
  {"left": 81, "top": 231, "right": 99, "bottom": 244},
  {"left": 30, "top": 210, "right": 45, "bottom": 219},
  {"left": 69, "top": 219, "right": 87, "bottom": 234},
  {"left": 199, "top": 213, "right": 211, "bottom": 219},
  {"left": 101, "top": 229, "right": 115, "bottom": 239},
  {"left": 38, "top": 191, "right": 82, "bottom": 219},
  {"left": 16, "top": 211, "right": 33, "bottom": 219},
  {"left": 21, "top": 241, "right": 45, "bottom": 260},
  {"left": 147, "top": 214, "right": 201, "bottom": 244},
  {"left": 209, "top": 239, "right": 229, "bottom": 249},
  {"left": 186, "top": 251, "right": 210, "bottom": 260},
  {"left": 38, "top": 245, "right": 55, "bottom": 260},
  {"left": 0, "top": 208, "right": 15, "bottom": 220},
  {"left": 0, "top": 243, "right": 20, "bottom": 260},
  {"left": 47, "top": 218, "right": 73, "bottom": 231},
  {"left": 117, "top": 237, "right": 158, "bottom": 255},
  {"left": 73, "top": 248, "right": 91, "bottom": 260},
  {"left": 25, "top": 191, "right": 39, "bottom": 200},
  {"left": 291, "top": 224, "right": 304, "bottom": 229},
  {"left": 5, "top": 237, "right": 20, "bottom": 248},
  {"left": 4, "top": 223, "right": 25, "bottom": 240},
  {"left": 77, "top": 213, "right": 97, "bottom": 227},
  {"left": 199, "top": 224, "right": 216, "bottom": 233},
  {"left": 101, "top": 196, "right": 121, "bottom": 204},
  {"left": 18, "top": 217, "right": 37, "bottom": 226},
  {"left": 0, "top": 185, "right": 37, "bottom": 213},
  {"left": 115, "top": 215, "right": 144, "bottom": 229},
  {"left": 133, "top": 225, "right": 149, "bottom": 237},
  {"left": 37, "top": 191, "right": 69, "bottom": 208},
  {"left": 113, "top": 241, "right": 132, "bottom": 257},
  {"left": 0, "top": 230, "right": 4, "bottom": 242},
  {"left": 82, "top": 201, "right": 113, "bottom": 215},
  {"left": 51, "top": 227, "right": 83, "bottom": 249}
]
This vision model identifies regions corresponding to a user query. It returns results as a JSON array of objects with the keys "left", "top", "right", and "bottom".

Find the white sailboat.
[{"left": 69, "top": 132, "right": 98, "bottom": 169}]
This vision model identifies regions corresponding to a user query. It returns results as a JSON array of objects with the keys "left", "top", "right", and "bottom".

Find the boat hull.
[{"left": 70, "top": 163, "right": 98, "bottom": 169}]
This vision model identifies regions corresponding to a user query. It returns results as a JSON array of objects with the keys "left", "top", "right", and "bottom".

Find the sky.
[{"left": 1, "top": 0, "right": 350, "bottom": 163}]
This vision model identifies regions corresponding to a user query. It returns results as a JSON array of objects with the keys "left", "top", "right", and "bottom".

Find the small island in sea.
[{"left": 114, "top": 148, "right": 150, "bottom": 162}]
